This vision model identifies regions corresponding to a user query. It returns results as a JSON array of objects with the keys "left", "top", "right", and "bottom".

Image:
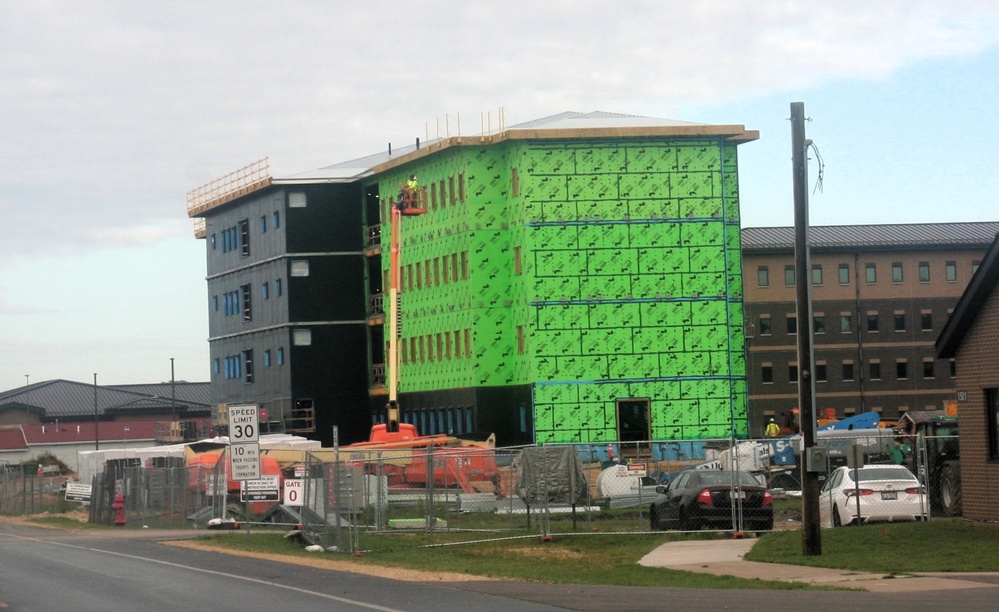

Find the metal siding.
[{"left": 743, "top": 222, "right": 999, "bottom": 251}]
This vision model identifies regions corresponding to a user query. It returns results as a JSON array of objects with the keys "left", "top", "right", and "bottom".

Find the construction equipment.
[
  {"left": 895, "top": 403, "right": 961, "bottom": 516},
  {"left": 384, "top": 180, "right": 425, "bottom": 433},
  {"left": 343, "top": 181, "right": 498, "bottom": 494},
  {"left": 663, "top": 412, "right": 894, "bottom": 492},
  {"left": 762, "top": 411, "right": 895, "bottom": 490}
]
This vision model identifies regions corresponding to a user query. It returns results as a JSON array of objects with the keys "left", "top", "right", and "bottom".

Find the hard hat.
[
  {"left": 410, "top": 174, "right": 417, "bottom": 180},
  {"left": 769, "top": 418, "right": 775, "bottom": 422}
]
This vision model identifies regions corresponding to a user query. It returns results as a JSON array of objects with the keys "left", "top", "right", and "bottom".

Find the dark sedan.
[{"left": 649, "top": 469, "right": 774, "bottom": 532}]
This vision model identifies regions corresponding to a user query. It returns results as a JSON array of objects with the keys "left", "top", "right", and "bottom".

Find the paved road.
[
  {"left": 0, "top": 522, "right": 565, "bottom": 612},
  {"left": 3, "top": 522, "right": 998, "bottom": 611}
]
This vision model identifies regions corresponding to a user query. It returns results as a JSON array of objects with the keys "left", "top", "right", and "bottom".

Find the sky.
[{"left": 2, "top": 1, "right": 999, "bottom": 392}]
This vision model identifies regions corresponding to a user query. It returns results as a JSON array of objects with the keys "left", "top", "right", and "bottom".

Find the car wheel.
[
  {"left": 649, "top": 507, "right": 662, "bottom": 531},
  {"left": 832, "top": 505, "right": 844, "bottom": 527},
  {"left": 940, "top": 466, "right": 962, "bottom": 517},
  {"left": 678, "top": 508, "right": 697, "bottom": 531},
  {"left": 751, "top": 521, "right": 773, "bottom": 534}
]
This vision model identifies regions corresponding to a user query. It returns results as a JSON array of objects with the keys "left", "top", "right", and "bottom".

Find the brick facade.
[{"left": 954, "top": 282, "right": 999, "bottom": 521}]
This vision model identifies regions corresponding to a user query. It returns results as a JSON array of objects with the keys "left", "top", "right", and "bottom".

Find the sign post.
[
  {"left": 64, "top": 482, "right": 92, "bottom": 504},
  {"left": 228, "top": 405, "right": 260, "bottom": 481}
]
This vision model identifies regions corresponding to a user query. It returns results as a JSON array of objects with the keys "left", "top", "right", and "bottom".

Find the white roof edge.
[
  {"left": 274, "top": 169, "right": 374, "bottom": 183},
  {"left": 273, "top": 111, "right": 749, "bottom": 184}
]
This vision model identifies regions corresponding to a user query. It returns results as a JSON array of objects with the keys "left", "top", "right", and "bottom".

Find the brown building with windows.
[
  {"left": 936, "top": 233, "right": 999, "bottom": 522},
  {"left": 742, "top": 222, "right": 999, "bottom": 437}
]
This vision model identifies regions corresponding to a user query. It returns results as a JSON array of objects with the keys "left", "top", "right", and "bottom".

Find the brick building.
[
  {"left": 936, "top": 232, "right": 999, "bottom": 522},
  {"left": 743, "top": 222, "right": 999, "bottom": 437}
]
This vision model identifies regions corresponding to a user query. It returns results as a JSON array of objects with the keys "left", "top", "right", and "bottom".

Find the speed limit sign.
[{"left": 228, "top": 405, "right": 259, "bottom": 443}]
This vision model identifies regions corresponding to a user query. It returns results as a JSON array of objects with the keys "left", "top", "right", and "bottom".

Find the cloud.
[
  {"left": 0, "top": 294, "right": 53, "bottom": 316},
  {"left": 2, "top": 0, "right": 998, "bottom": 264}
]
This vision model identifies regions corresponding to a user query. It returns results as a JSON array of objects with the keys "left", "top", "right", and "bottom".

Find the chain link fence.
[
  {"left": 0, "top": 465, "right": 68, "bottom": 515},
  {"left": 10, "top": 430, "right": 965, "bottom": 548}
]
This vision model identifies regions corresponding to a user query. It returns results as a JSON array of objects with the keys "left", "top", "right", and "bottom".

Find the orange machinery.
[{"left": 343, "top": 184, "right": 498, "bottom": 494}]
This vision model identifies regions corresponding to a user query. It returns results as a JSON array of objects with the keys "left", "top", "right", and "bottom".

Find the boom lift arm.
[{"left": 385, "top": 178, "right": 426, "bottom": 432}]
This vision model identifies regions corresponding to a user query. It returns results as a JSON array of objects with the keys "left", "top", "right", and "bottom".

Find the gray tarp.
[{"left": 514, "top": 446, "right": 589, "bottom": 505}]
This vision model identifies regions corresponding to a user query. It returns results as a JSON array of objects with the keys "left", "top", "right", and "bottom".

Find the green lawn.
[
  {"left": 747, "top": 519, "right": 999, "bottom": 573},
  {"left": 16, "top": 510, "right": 999, "bottom": 589},
  {"left": 193, "top": 518, "right": 999, "bottom": 588},
  {"left": 191, "top": 528, "right": 836, "bottom": 590}
]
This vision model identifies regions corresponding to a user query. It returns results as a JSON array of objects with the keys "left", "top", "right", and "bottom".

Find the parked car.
[
  {"left": 819, "top": 465, "right": 928, "bottom": 527},
  {"left": 649, "top": 469, "right": 773, "bottom": 532}
]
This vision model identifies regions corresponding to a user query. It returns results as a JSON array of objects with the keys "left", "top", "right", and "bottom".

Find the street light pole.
[
  {"left": 93, "top": 373, "right": 100, "bottom": 450},
  {"left": 170, "top": 357, "right": 177, "bottom": 422}
]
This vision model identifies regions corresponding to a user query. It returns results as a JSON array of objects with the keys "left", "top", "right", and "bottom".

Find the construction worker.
[
  {"left": 398, "top": 174, "right": 419, "bottom": 210},
  {"left": 765, "top": 417, "right": 781, "bottom": 437}
]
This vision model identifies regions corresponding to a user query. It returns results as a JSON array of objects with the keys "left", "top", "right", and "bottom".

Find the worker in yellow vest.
[
  {"left": 765, "top": 418, "right": 781, "bottom": 437},
  {"left": 398, "top": 174, "right": 418, "bottom": 210}
]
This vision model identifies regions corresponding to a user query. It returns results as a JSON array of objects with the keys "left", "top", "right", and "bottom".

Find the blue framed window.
[
  {"left": 213, "top": 358, "right": 220, "bottom": 374},
  {"left": 262, "top": 282, "right": 269, "bottom": 300},
  {"left": 273, "top": 211, "right": 280, "bottom": 228},
  {"left": 275, "top": 278, "right": 282, "bottom": 297},
  {"left": 277, "top": 347, "right": 284, "bottom": 365},
  {"left": 212, "top": 295, "right": 218, "bottom": 312},
  {"left": 264, "top": 350, "right": 271, "bottom": 366},
  {"left": 210, "top": 233, "right": 217, "bottom": 250},
  {"left": 260, "top": 215, "right": 267, "bottom": 233}
]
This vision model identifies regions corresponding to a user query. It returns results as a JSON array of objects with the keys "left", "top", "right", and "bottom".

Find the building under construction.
[{"left": 187, "top": 111, "right": 759, "bottom": 446}]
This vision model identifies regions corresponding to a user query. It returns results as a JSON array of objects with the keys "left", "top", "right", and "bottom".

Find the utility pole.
[
  {"left": 170, "top": 357, "right": 177, "bottom": 422},
  {"left": 791, "top": 101, "right": 821, "bottom": 555},
  {"left": 93, "top": 373, "right": 100, "bottom": 450}
]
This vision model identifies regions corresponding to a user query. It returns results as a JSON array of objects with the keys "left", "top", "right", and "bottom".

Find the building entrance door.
[{"left": 616, "top": 398, "right": 651, "bottom": 452}]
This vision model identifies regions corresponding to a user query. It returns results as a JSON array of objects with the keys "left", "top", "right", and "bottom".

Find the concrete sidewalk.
[{"left": 638, "top": 538, "right": 999, "bottom": 592}]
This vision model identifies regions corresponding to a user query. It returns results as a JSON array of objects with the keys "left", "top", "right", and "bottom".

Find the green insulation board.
[{"left": 377, "top": 138, "right": 748, "bottom": 442}]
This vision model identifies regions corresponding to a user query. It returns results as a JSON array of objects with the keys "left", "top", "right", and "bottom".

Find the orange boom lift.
[{"left": 346, "top": 178, "right": 498, "bottom": 494}]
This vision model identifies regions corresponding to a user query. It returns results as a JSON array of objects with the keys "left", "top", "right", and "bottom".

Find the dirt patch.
[
  {"left": 508, "top": 546, "right": 585, "bottom": 560},
  {"left": 165, "top": 539, "right": 496, "bottom": 583},
  {"left": 0, "top": 509, "right": 88, "bottom": 526}
]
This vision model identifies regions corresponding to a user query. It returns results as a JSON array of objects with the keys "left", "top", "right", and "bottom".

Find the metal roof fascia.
[
  {"left": 273, "top": 169, "right": 374, "bottom": 184},
  {"left": 935, "top": 233, "right": 999, "bottom": 359},
  {"left": 369, "top": 124, "right": 757, "bottom": 175}
]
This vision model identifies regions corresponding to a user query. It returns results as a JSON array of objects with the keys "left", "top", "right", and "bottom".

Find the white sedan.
[{"left": 819, "top": 465, "right": 928, "bottom": 527}]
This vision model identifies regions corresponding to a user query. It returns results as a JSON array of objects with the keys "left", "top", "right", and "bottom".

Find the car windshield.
[
  {"left": 696, "top": 472, "right": 761, "bottom": 486},
  {"left": 850, "top": 467, "right": 915, "bottom": 482}
]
